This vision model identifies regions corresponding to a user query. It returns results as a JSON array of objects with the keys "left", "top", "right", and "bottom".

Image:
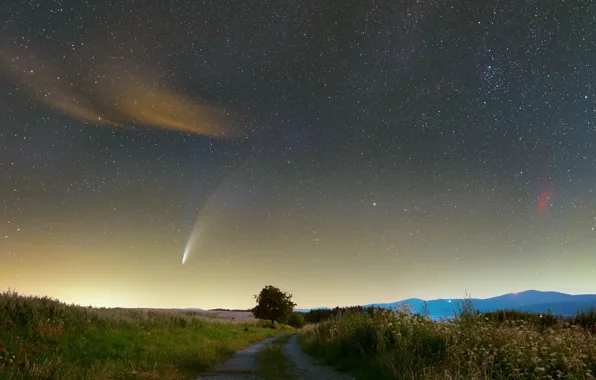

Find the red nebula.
[{"left": 537, "top": 187, "right": 553, "bottom": 215}]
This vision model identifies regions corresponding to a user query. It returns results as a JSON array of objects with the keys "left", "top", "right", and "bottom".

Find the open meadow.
[
  {"left": 138, "top": 309, "right": 257, "bottom": 323},
  {"left": 300, "top": 302, "right": 596, "bottom": 380},
  {"left": 0, "top": 291, "right": 285, "bottom": 379}
]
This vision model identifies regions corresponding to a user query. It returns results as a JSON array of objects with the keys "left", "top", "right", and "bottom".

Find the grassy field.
[
  {"left": 300, "top": 302, "right": 596, "bottom": 380},
  {"left": 0, "top": 290, "right": 286, "bottom": 379},
  {"left": 256, "top": 334, "right": 296, "bottom": 380}
]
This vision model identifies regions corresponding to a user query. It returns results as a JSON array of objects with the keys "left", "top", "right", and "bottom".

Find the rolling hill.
[{"left": 298, "top": 290, "right": 596, "bottom": 318}]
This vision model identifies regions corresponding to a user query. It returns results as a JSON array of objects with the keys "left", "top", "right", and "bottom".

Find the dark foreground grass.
[
  {"left": 300, "top": 304, "right": 596, "bottom": 380},
  {"left": 0, "top": 290, "right": 287, "bottom": 379},
  {"left": 256, "top": 334, "right": 295, "bottom": 380}
]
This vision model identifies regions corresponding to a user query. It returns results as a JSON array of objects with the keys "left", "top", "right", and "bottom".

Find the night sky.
[{"left": 1, "top": 0, "right": 595, "bottom": 309}]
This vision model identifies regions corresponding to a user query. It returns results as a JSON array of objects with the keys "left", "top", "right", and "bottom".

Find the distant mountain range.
[{"left": 296, "top": 290, "right": 596, "bottom": 318}]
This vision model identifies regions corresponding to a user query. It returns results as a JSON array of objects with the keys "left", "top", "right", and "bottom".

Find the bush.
[
  {"left": 287, "top": 312, "right": 306, "bottom": 329},
  {"left": 304, "top": 305, "right": 385, "bottom": 323}
]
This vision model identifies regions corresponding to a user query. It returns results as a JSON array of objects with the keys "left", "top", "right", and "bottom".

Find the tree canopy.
[{"left": 252, "top": 285, "right": 296, "bottom": 326}]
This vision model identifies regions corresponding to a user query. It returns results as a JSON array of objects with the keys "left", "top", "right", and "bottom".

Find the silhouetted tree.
[{"left": 252, "top": 285, "right": 296, "bottom": 327}]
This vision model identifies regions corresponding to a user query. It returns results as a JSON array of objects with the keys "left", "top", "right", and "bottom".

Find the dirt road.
[
  {"left": 196, "top": 335, "right": 282, "bottom": 380},
  {"left": 283, "top": 334, "right": 355, "bottom": 380},
  {"left": 196, "top": 334, "right": 354, "bottom": 380}
]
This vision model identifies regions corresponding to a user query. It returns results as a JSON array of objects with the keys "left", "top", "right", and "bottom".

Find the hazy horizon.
[{"left": 3, "top": 285, "right": 595, "bottom": 310}]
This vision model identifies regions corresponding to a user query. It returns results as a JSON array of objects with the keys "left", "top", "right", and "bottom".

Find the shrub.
[{"left": 286, "top": 312, "right": 306, "bottom": 329}]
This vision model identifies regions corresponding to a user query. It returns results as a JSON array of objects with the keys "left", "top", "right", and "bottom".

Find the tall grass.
[
  {"left": 300, "top": 302, "right": 596, "bottom": 379},
  {"left": 0, "top": 290, "right": 284, "bottom": 379}
]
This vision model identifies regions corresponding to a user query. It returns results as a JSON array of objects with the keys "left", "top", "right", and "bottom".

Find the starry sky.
[{"left": 1, "top": 0, "right": 595, "bottom": 309}]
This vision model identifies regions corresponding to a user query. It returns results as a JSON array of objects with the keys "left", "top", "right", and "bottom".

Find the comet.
[
  {"left": 181, "top": 239, "right": 192, "bottom": 265},
  {"left": 181, "top": 189, "right": 215, "bottom": 264},
  {"left": 182, "top": 217, "right": 204, "bottom": 264},
  {"left": 180, "top": 176, "right": 235, "bottom": 264}
]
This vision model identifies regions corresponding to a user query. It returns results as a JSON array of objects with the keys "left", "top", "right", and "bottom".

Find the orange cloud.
[{"left": 0, "top": 37, "right": 240, "bottom": 138}]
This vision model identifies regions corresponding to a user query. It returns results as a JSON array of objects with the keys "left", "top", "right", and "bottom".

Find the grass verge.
[
  {"left": 256, "top": 334, "right": 296, "bottom": 380},
  {"left": 0, "top": 290, "right": 288, "bottom": 379},
  {"left": 300, "top": 304, "right": 596, "bottom": 380}
]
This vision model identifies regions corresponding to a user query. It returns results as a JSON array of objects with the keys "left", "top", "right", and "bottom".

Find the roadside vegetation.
[
  {"left": 0, "top": 290, "right": 287, "bottom": 379},
  {"left": 256, "top": 334, "right": 296, "bottom": 380},
  {"left": 286, "top": 312, "right": 306, "bottom": 329},
  {"left": 300, "top": 299, "right": 596, "bottom": 379}
]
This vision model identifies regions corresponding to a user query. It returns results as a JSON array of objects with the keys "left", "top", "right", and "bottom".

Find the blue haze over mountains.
[{"left": 296, "top": 291, "right": 596, "bottom": 318}]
